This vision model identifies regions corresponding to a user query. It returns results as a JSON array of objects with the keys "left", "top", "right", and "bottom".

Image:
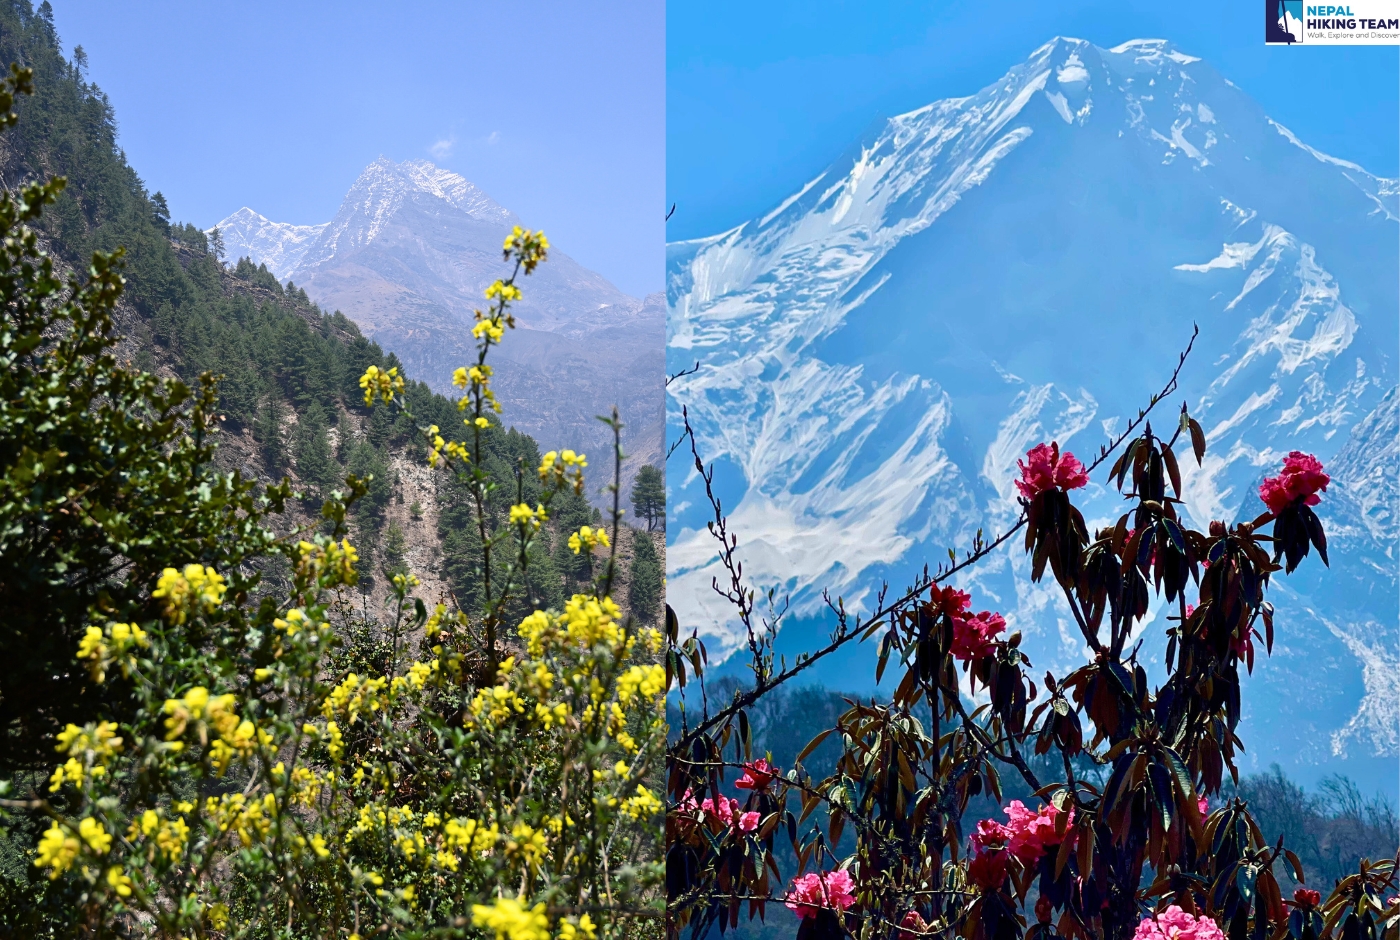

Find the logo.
[
  {"left": 1265, "top": 1, "right": 1400, "bottom": 44},
  {"left": 1266, "top": 0, "right": 1305, "bottom": 43}
]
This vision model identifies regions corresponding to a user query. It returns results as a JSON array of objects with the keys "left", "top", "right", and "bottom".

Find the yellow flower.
[
  {"left": 34, "top": 823, "right": 79, "bottom": 876},
  {"left": 538, "top": 449, "right": 588, "bottom": 494},
  {"left": 505, "top": 822, "right": 548, "bottom": 873},
  {"left": 273, "top": 608, "right": 310, "bottom": 636},
  {"left": 151, "top": 564, "right": 226, "bottom": 624},
  {"left": 620, "top": 785, "right": 664, "bottom": 820},
  {"left": 162, "top": 687, "right": 238, "bottom": 741},
  {"left": 509, "top": 503, "right": 547, "bottom": 529},
  {"left": 207, "top": 903, "right": 230, "bottom": 930},
  {"left": 444, "top": 817, "right": 499, "bottom": 854},
  {"left": 105, "top": 865, "right": 133, "bottom": 897},
  {"left": 471, "top": 318, "right": 506, "bottom": 343},
  {"left": 359, "top": 364, "right": 405, "bottom": 406},
  {"left": 295, "top": 538, "right": 360, "bottom": 588},
  {"left": 502, "top": 226, "right": 550, "bottom": 273},
  {"left": 567, "top": 525, "right": 609, "bottom": 555},
  {"left": 485, "top": 279, "right": 523, "bottom": 302},
  {"left": 617, "top": 664, "right": 667, "bottom": 704},
  {"left": 322, "top": 673, "right": 389, "bottom": 725},
  {"left": 558, "top": 915, "right": 598, "bottom": 940},
  {"left": 472, "top": 896, "right": 550, "bottom": 940},
  {"left": 76, "top": 626, "right": 107, "bottom": 681},
  {"left": 78, "top": 817, "right": 111, "bottom": 854}
]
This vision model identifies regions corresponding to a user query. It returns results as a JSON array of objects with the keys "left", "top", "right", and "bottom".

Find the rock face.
[
  {"left": 666, "top": 37, "right": 1398, "bottom": 791},
  {"left": 214, "top": 158, "right": 664, "bottom": 498}
]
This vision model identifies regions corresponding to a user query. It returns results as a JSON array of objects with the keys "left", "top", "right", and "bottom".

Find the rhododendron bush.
[
  {"left": 0, "top": 72, "right": 664, "bottom": 938},
  {"left": 666, "top": 330, "right": 1398, "bottom": 940}
]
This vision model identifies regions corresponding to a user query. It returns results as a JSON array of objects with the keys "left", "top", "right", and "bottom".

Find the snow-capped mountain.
[
  {"left": 213, "top": 159, "right": 664, "bottom": 494},
  {"left": 210, "top": 207, "right": 327, "bottom": 280},
  {"left": 666, "top": 38, "right": 1398, "bottom": 791}
]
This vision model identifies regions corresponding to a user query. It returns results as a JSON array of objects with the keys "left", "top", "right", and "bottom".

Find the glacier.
[{"left": 666, "top": 37, "right": 1399, "bottom": 792}]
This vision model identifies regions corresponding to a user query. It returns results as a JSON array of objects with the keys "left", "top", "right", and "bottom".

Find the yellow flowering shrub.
[{"left": 7, "top": 230, "right": 663, "bottom": 938}]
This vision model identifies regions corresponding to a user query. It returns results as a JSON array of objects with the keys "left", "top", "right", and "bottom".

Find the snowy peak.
[
  {"left": 398, "top": 159, "right": 515, "bottom": 222},
  {"left": 207, "top": 207, "right": 327, "bottom": 280},
  {"left": 209, "top": 158, "right": 519, "bottom": 280},
  {"left": 299, "top": 157, "right": 517, "bottom": 270},
  {"left": 666, "top": 35, "right": 1399, "bottom": 787}
]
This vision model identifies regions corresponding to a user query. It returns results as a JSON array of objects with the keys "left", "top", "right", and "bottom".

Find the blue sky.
[
  {"left": 51, "top": 0, "right": 664, "bottom": 297},
  {"left": 667, "top": 0, "right": 1400, "bottom": 241}
]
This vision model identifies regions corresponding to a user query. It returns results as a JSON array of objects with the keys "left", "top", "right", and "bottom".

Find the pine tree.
[
  {"left": 292, "top": 402, "right": 339, "bottom": 501},
  {"left": 551, "top": 488, "right": 595, "bottom": 583},
  {"left": 255, "top": 394, "right": 289, "bottom": 474},
  {"left": 628, "top": 530, "right": 662, "bottom": 624},
  {"left": 346, "top": 439, "right": 391, "bottom": 522},
  {"left": 150, "top": 191, "right": 170, "bottom": 233},
  {"left": 630, "top": 464, "right": 665, "bottom": 531},
  {"left": 382, "top": 522, "right": 408, "bottom": 580},
  {"left": 209, "top": 224, "right": 225, "bottom": 264}
]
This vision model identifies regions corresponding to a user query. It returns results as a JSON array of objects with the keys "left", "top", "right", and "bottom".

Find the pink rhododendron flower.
[
  {"left": 967, "top": 848, "right": 1009, "bottom": 890},
  {"left": 1294, "top": 889, "right": 1321, "bottom": 908},
  {"left": 970, "top": 818, "right": 1011, "bottom": 851},
  {"left": 1002, "top": 799, "right": 1073, "bottom": 863},
  {"left": 1016, "top": 442, "right": 1090, "bottom": 500},
  {"left": 735, "top": 758, "right": 776, "bottom": 791},
  {"left": 1134, "top": 907, "right": 1226, "bottom": 940},
  {"left": 675, "top": 788, "right": 699, "bottom": 813},
  {"left": 701, "top": 795, "right": 740, "bottom": 827},
  {"left": 928, "top": 584, "right": 972, "bottom": 620},
  {"left": 899, "top": 911, "right": 928, "bottom": 940},
  {"left": 673, "top": 788, "right": 700, "bottom": 829},
  {"left": 785, "top": 869, "right": 856, "bottom": 919},
  {"left": 1197, "top": 797, "right": 1209, "bottom": 817},
  {"left": 1259, "top": 452, "right": 1329, "bottom": 514},
  {"left": 951, "top": 609, "right": 1006, "bottom": 661},
  {"left": 1035, "top": 896, "right": 1054, "bottom": 923},
  {"left": 696, "top": 794, "right": 763, "bottom": 835},
  {"left": 967, "top": 801, "right": 1073, "bottom": 888}
]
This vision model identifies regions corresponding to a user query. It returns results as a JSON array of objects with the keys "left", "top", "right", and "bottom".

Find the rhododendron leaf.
[
  {"left": 875, "top": 630, "right": 893, "bottom": 685},
  {"left": 1163, "top": 445, "right": 1183, "bottom": 499},
  {"left": 1284, "top": 849, "right": 1305, "bottom": 885},
  {"left": 795, "top": 734, "right": 834, "bottom": 767},
  {"left": 827, "top": 809, "right": 844, "bottom": 846},
  {"left": 1302, "top": 506, "right": 1329, "bottom": 567},
  {"left": 1162, "top": 745, "right": 1194, "bottom": 805},
  {"left": 1162, "top": 518, "right": 1187, "bottom": 555},
  {"left": 1189, "top": 418, "right": 1207, "bottom": 464}
]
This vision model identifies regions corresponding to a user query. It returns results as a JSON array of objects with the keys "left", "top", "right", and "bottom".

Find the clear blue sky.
[
  {"left": 667, "top": 0, "right": 1400, "bottom": 241},
  {"left": 51, "top": 0, "right": 664, "bottom": 297}
]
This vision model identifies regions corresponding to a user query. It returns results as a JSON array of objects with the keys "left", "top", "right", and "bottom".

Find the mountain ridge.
[
  {"left": 666, "top": 36, "right": 1398, "bottom": 791},
  {"left": 215, "top": 157, "right": 665, "bottom": 499}
]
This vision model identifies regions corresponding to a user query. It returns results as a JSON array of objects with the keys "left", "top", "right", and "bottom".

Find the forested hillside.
[
  {"left": 0, "top": 0, "right": 663, "bottom": 622},
  {"left": 0, "top": 3, "right": 666, "bottom": 932}
]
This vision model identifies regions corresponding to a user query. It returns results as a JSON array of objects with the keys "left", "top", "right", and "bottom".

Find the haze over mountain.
[
  {"left": 666, "top": 38, "right": 1399, "bottom": 792},
  {"left": 216, "top": 158, "right": 664, "bottom": 497}
]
